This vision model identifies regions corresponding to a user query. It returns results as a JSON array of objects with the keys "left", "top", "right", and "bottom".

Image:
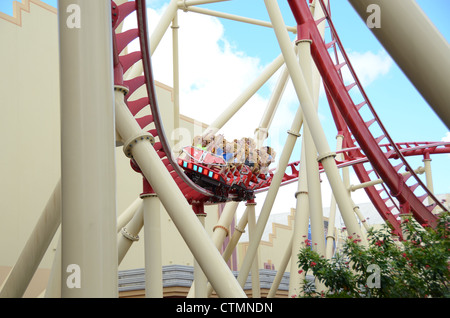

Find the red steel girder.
[{"left": 287, "top": 0, "right": 439, "bottom": 227}]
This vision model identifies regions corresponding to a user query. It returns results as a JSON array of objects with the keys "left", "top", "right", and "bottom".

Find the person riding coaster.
[{"left": 178, "top": 134, "right": 276, "bottom": 200}]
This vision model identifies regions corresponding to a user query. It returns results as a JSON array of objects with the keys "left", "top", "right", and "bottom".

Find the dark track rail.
[
  {"left": 288, "top": 0, "right": 448, "bottom": 232},
  {"left": 111, "top": 0, "right": 448, "bottom": 232}
]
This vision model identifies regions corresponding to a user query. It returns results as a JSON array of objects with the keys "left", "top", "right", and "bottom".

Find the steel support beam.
[
  {"left": 348, "top": 0, "right": 450, "bottom": 129},
  {"left": 59, "top": 0, "right": 118, "bottom": 297}
]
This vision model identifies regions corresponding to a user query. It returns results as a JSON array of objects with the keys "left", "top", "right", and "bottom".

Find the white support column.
[
  {"left": 222, "top": 207, "right": 248, "bottom": 263},
  {"left": 44, "top": 236, "right": 62, "bottom": 298},
  {"left": 237, "top": 95, "right": 304, "bottom": 288},
  {"left": 179, "top": 0, "right": 231, "bottom": 7},
  {"left": 423, "top": 154, "right": 435, "bottom": 205},
  {"left": 348, "top": 0, "right": 450, "bottom": 129},
  {"left": 254, "top": 64, "right": 290, "bottom": 148},
  {"left": 340, "top": 145, "right": 369, "bottom": 237},
  {"left": 246, "top": 201, "right": 261, "bottom": 298},
  {"left": 117, "top": 198, "right": 143, "bottom": 232},
  {"left": 326, "top": 195, "right": 338, "bottom": 259},
  {"left": 299, "top": 42, "right": 325, "bottom": 257},
  {"left": 143, "top": 193, "right": 163, "bottom": 298},
  {"left": 58, "top": 0, "right": 117, "bottom": 297},
  {"left": 152, "top": 0, "right": 179, "bottom": 55},
  {"left": 325, "top": 134, "right": 344, "bottom": 259},
  {"left": 0, "top": 180, "right": 61, "bottom": 298},
  {"left": 125, "top": 0, "right": 179, "bottom": 79},
  {"left": 205, "top": 205, "right": 248, "bottom": 297},
  {"left": 114, "top": 89, "right": 246, "bottom": 298},
  {"left": 193, "top": 209, "right": 208, "bottom": 298},
  {"left": 212, "top": 202, "right": 239, "bottom": 249},
  {"left": 118, "top": 203, "right": 143, "bottom": 265},
  {"left": 353, "top": 205, "right": 369, "bottom": 231},
  {"left": 172, "top": 12, "right": 181, "bottom": 149},
  {"left": 297, "top": 37, "right": 327, "bottom": 293},
  {"left": 264, "top": 0, "right": 366, "bottom": 246},
  {"left": 289, "top": 140, "right": 310, "bottom": 297},
  {"left": 185, "top": 6, "right": 297, "bottom": 33},
  {"left": 348, "top": 167, "right": 425, "bottom": 192},
  {"left": 289, "top": 0, "right": 329, "bottom": 295},
  {"left": 188, "top": 201, "right": 239, "bottom": 298},
  {"left": 203, "top": 53, "right": 285, "bottom": 138}
]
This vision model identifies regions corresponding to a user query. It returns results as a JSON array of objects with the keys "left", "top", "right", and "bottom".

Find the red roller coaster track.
[
  {"left": 111, "top": 0, "right": 448, "bottom": 236},
  {"left": 288, "top": 0, "right": 448, "bottom": 232}
]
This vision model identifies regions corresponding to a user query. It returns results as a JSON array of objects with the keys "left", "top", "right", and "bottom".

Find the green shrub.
[{"left": 296, "top": 212, "right": 450, "bottom": 298}]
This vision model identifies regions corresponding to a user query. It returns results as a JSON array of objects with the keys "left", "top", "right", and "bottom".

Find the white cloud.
[
  {"left": 123, "top": 5, "right": 392, "bottom": 142},
  {"left": 123, "top": 7, "right": 268, "bottom": 140},
  {"left": 442, "top": 132, "right": 450, "bottom": 142},
  {"left": 342, "top": 50, "right": 393, "bottom": 87}
]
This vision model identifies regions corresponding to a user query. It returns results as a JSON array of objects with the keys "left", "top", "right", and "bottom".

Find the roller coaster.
[
  {"left": 113, "top": 0, "right": 448, "bottom": 233},
  {"left": 1, "top": 0, "right": 448, "bottom": 298}
]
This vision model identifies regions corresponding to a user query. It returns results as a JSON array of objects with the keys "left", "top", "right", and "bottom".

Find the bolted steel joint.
[{"left": 123, "top": 132, "right": 155, "bottom": 158}]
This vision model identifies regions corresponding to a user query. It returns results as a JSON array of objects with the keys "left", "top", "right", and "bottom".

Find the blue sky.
[{"left": 1, "top": 0, "right": 449, "bottom": 204}]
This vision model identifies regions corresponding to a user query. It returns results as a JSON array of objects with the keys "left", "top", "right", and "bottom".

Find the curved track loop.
[
  {"left": 112, "top": 0, "right": 448, "bottom": 233},
  {"left": 288, "top": 0, "right": 448, "bottom": 232},
  {"left": 113, "top": 0, "right": 215, "bottom": 204},
  {"left": 257, "top": 141, "right": 450, "bottom": 191}
]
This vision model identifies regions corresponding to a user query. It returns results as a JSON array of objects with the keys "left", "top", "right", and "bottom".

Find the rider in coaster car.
[
  {"left": 258, "top": 146, "right": 276, "bottom": 175},
  {"left": 193, "top": 135, "right": 208, "bottom": 151}
]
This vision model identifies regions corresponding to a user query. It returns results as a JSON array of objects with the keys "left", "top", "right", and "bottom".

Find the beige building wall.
[
  {"left": 0, "top": 1, "right": 61, "bottom": 298},
  {"left": 0, "top": 0, "right": 221, "bottom": 297},
  {"left": 238, "top": 209, "right": 295, "bottom": 272}
]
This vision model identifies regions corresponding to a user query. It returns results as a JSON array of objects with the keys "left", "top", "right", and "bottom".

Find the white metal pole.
[
  {"left": 289, "top": 139, "right": 310, "bottom": 297},
  {"left": 254, "top": 64, "right": 290, "bottom": 148},
  {"left": 422, "top": 154, "right": 435, "bottom": 205},
  {"left": 187, "top": 201, "right": 239, "bottom": 298},
  {"left": 264, "top": 0, "right": 366, "bottom": 245},
  {"left": 299, "top": 41, "right": 326, "bottom": 259},
  {"left": 0, "top": 180, "right": 61, "bottom": 298},
  {"left": 340, "top": 157, "right": 369, "bottom": 236},
  {"left": 117, "top": 198, "right": 143, "bottom": 232},
  {"left": 151, "top": 0, "right": 179, "bottom": 55},
  {"left": 59, "top": 0, "right": 117, "bottom": 297},
  {"left": 296, "top": 37, "right": 327, "bottom": 293},
  {"left": 179, "top": 0, "right": 230, "bottom": 7},
  {"left": 353, "top": 205, "right": 369, "bottom": 231},
  {"left": 125, "top": 0, "right": 179, "bottom": 79},
  {"left": 203, "top": 53, "right": 285, "bottom": 138},
  {"left": 348, "top": 0, "right": 450, "bottom": 129},
  {"left": 348, "top": 167, "right": 425, "bottom": 192},
  {"left": 289, "top": 0, "right": 330, "bottom": 295},
  {"left": 246, "top": 201, "right": 261, "bottom": 298},
  {"left": 184, "top": 6, "right": 297, "bottom": 34},
  {"left": 222, "top": 207, "right": 248, "bottom": 264},
  {"left": 268, "top": 234, "right": 293, "bottom": 298},
  {"left": 212, "top": 202, "right": 239, "bottom": 249},
  {"left": 237, "top": 98, "right": 304, "bottom": 288},
  {"left": 118, "top": 202, "right": 143, "bottom": 265},
  {"left": 193, "top": 211, "right": 208, "bottom": 298},
  {"left": 325, "top": 134, "right": 344, "bottom": 259},
  {"left": 44, "top": 236, "right": 62, "bottom": 298},
  {"left": 114, "top": 89, "right": 246, "bottom": 298},
  {"left": 172, "top": 13, "right": 181, "bottom": 148},
  {"left": 205, "top": 206, "right": 249, "bottom": 297},
  {"left": 143, "top": 193, "right": 163, "bottom": 298}
]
